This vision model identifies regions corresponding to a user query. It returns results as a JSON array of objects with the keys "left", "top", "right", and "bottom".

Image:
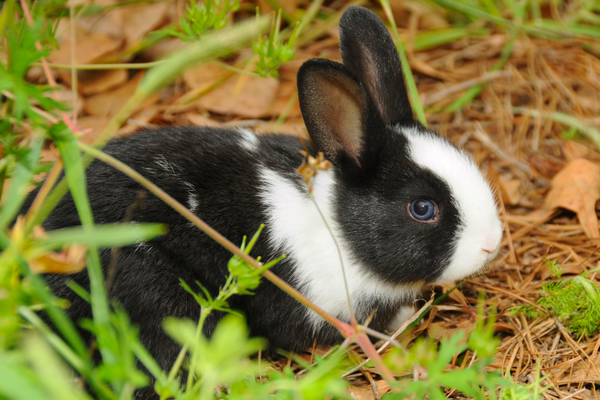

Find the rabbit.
[{"left": 26, "top": 6, "right": 502, "bottom": 398}]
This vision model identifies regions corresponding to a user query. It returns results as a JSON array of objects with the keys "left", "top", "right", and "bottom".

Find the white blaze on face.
[{"left": 398, "top": 126, "right": 503, "bottom": 283}]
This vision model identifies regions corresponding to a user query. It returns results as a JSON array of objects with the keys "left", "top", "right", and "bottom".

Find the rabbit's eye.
[{"left": 408, "top": 199, "right": 438, "bottom": 222}]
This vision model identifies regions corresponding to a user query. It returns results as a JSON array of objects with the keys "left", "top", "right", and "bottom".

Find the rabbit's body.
[
  {"left": 30, "top": 6, "right": 503, "bottom": 398},
  {"left": 42, "top": 127, "right": 413, "bottom": 361}
]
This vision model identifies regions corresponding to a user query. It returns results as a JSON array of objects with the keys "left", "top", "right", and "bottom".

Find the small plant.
[
  {"left": 384, "top": 298, "right": 540, "bottom": 399},
  {"left": 511, "top": 260, "right": 600, "bottom": 338},
  {"left": 252, "top": 9, "right": 299, "bottom": 78},
  {"left": 161, "top": 0, "right": 241, "bottom": 42}
]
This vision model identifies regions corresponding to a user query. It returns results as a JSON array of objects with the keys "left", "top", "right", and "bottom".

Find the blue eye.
[{"left": 408, "top": 199, "right": 437, "bottom": 221}]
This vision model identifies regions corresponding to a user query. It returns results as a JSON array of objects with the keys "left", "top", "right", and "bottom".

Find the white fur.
[
  {"left": 387, "top": 305, "right": 415, "bottom": 332},
  {"left": 258, "top": 167, "right": 421, "bottom": 330},
  {"left": 181, "top": 181, "right": 199, "bottom": 213},
  {"left": 237, "top": 129, "right": 259, "bottom": 152},
  {"left": 187, "top": 193, "right": 199, "bottom": 213},
  {"left": 399, "top": 126, "right": 503, "bottom": 283},
  {"left": 154, "top": 154, "right": 177, "bottom": 174}
]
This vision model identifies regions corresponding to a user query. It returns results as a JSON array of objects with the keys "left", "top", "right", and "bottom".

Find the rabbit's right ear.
[
  {"left": 339, "top": 7, "right": 413, "bottom": 126},
  {"left": 298, "top": 59, "right": 382, "bottom": 171}
]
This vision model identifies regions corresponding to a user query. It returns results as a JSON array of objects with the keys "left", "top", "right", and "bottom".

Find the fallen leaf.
[
  {"left": 499, "top": 177, "right": 522, "bottom": 206},
  {"left": 140, "top": 37, "right": 186, "bottom": 61},
  {"left": 76, "top": 0, "right": 122, "bottom": 38},
  {"left": 544, "top": 158, "right": 600, "bottom": 239},
  {"left": 84, "top": 72, "right": 158, "bottom": 118},
  {"left": 347, "top": 380, "right": 390, "bottom": 400},
  {"left": 183, "top": 62, "right": 227, "bottom": 89},
  {"left": 76, "top": 69, "right": 128, "bottom": 96},
  {"left": 427, "top": 319, "right": 475, "bottom": 343},
  {"left": 116, "top": 106, "right": 161, "bottom": 137},
  {"left": 76, "top": 116, "right": 112, "bottom": 145},
  {"left": 120, "top": 2, "right": 169, "bottom": 46},
  {"left": 45, "top": 85, "right": 84, "bottom": 118},
  {"left": 197, "top": 74, "right": 279, "bottom": 118},
  {"left": 564, "top": 352, "right": 600, "bottom": 383},
  {"left": 28, "top": 245, "right": 88, "bottom": 274},
  {"left": 269, "top": 79, "right": 301, "bottom": 118},
  {"left": 49, "top": 30, "right": 123, "bottom": 65}
]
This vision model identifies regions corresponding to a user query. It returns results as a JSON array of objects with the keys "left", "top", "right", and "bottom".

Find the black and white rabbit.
[{"left": 29, "top": 6, "right": 502, "bottom": 397}]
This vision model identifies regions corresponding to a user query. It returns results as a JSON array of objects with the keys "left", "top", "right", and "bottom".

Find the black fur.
[{"left": 25, "top": 7, "right": 471, "bottom": 399}]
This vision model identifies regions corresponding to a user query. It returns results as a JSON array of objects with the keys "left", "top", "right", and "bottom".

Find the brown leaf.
[
  {"left": 84, "top": 72, "right": 158, "bottom": 118},
  {"left": 427, "top": 319, "right": 475, "bottom": 343},
  {"left": 120, "top": 2, "right": 169, "bottom": 46},
  {"left": 76, "top": 0, "right": 123, "bottom": 38},
  {"left": 49, "top": 30, "right": 123, "bottom": 65},
  {"left": 45, "top": 85, "right": 84, "bottom": 118},
  {"left": 544, "top": 158, "right": 600, "bottom": 239},
  {"left": 29, "top": 245, "right": 87, "bottom": 275},
  {"left": 197, "top": 74, "right": 279, "bottom": 119},
  {"left": 499, "top": 177, "right": 522, "bottom": 206},
  {"left": 347, "top": 380, "right": 390, "bottom": 400},
  {"left": 76, "top": 116, "right": 112, "bottom": 145},
  {"left": 183, "top": 62, "right": 226, "bottom": 89},
  {"left": 566, "top": 352, "right": 600, "bottom": 383},
  {"left": 77, "top": 69, "right": 128, "bottom": 96}
]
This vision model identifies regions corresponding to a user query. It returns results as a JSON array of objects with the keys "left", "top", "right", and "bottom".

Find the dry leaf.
[
  {"left": 45, "top": 85, "right": 84, "bottom": 118},
  {"left": 427, "top": 319, "right": 475, "bottom": 342},
  {"left": 84, "top": 72, "right": 158, "bottom": 118},
  {"left": 29, "top": 245, "right": 88, "bottom": 274},
  {"left": 77, "top": 69, "right": 128, "bottom": 96},
  {"left": 120, "top": 2, "right": 169, "bottom": 46},
  {"left": 77, "top": 116, "right": 112, "bottom": 145},
  {"left": 140, "top": 37, "right": 186, "bottom": 61},
  {"left": 49, "top": 31, "right": 123, "bottom": 65},
  {"left": 347, "top": 380, "right": 390, "bottom": 400},
  {"left": 499, "top": 177, "right": 522, "bottom": 205},
  {"left": 116, "top": 106, "right": 161, "bottom": 137},
  {"left": 565, "top": 352, "right": 600, "bottom": 383},
  {"left": 269, "top": 79, "right": 301, "bottom": 118},
  {"left": 183, "top": 62, "right": 227, "bottom": 89},
  {"left": 197, "top": 75, "right": 279, "bottom": 119},
  {"left": 544, "top": 158, "right": 600, "bottom": 239},
  {"left": 76, "top": 0, "right": 122, "bottom": 38}
]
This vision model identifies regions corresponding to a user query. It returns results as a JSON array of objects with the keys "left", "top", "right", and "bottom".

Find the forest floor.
[{"left": 31, "top": 0, "right": 600, "bottom": 399}]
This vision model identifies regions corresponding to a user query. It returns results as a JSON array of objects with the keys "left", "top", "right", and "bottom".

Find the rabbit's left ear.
[
  {"left": 339, "top": 7, "right": 413, "bottom": 126},
  {"left": 297, "top": 59, "right": 369, "bottom": 169}
]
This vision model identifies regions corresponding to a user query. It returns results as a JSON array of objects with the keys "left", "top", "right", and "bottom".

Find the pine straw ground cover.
[{"left": 7, "top": 0, "right": 600, "bottom": 399}]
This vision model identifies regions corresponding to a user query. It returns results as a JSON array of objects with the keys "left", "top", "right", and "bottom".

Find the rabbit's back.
[{"left": 39, "top": 127, "right": 323, "bottom": 369}]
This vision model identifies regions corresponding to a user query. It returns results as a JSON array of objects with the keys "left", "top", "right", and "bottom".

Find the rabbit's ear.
[
  {"left": 298, "top": 58, "right": 382, "bottom": 170},
  {"left": 339, "top": 7, "right": 412, "bottom": 126}
]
